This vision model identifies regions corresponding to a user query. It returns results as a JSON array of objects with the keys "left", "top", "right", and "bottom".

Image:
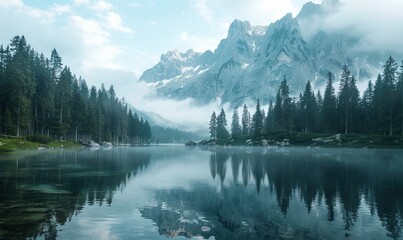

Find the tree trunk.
[
  {"left": 0, "top": 105, "right": 2, "bottom": 135},
  {"left": 345, "top": 105, "right": 348, "bottom": 135},
  {"left": 59, "top": 93, "right": 63, "bottom": 124},
  {"left": 390, "top": 109, "right": 393, "bottom": 136},
  {"left": 75, "top": 127, "right": 78, "bottom": 142},
  {"left": 17, "top": 100, "right": 20, "bottom": 137},
  {"left": 35, "top": 97, "right": 38, "bottom": 134},
  {"left": 98, "top": 111, "right": 101, "bottom": 143}
]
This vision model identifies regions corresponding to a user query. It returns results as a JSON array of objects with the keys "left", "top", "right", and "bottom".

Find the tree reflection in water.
[
  {"left": 0, "top": 148, "right": 150, "bottom": 240},
  {"left": 141, "top": 147, "right": 403, "bottom": 239}
]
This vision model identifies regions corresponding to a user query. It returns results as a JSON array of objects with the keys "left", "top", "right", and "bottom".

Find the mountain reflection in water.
[
  {"left": 140, "top": 147, "right": 403, "bottom": 240},
  {"left": 0, "top": 146, "right": 403, "bottom": 240}
]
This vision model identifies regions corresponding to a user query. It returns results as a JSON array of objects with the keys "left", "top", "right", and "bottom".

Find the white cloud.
[
  {"left": 189, "top": 0, "right": 321, "bottom": 26},
  {"left": 104, "top": 12, "right": 133, "bottom": 33},
  {"left": 92, "top": 0, "right": 113, "bottom": 12},
  {"left": 0, "top": 0, "right": 23, "bottom": 8},
  {"left": 70, "top": 15, "right": 110, "bottom": 46},
  {"left": 178, "top": 31, "right": 224, "bottom": 52},
  {"left": 123, "top": 79, "right": 223, "bottom": 133},
  {"left": 190, "top": 0, "right": 213, "bottom": 22},
  {"left": 299, "top": 0, "right": 403, "bottom": 54}
]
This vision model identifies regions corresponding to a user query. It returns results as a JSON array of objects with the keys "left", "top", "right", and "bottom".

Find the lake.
[{"left": 0, "top": 146, "right": 403, "bottom": 239}]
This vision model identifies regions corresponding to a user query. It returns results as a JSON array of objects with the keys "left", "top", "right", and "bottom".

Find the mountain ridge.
[{"left": 140, "top": 1, "right": 394, "bottom": 106}]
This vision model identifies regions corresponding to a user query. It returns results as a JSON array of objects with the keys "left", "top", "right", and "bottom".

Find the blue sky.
[{"left": 0, "top": 0, "right": 320, "bottom": 83}]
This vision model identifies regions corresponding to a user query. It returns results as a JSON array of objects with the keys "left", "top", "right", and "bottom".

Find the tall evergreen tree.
[
  {"left": 241, "top": 104, "right": 250, "bottom": 136},
  {"left": 373, "top": 74, "right": 385, "bottom": 134},
  {"left": 301, "top": 81, "right": 317, "bottom": 133},
  {"left": 397, "top": 62, "right": 403, "bottom": 135},
  {"left": 382, "top": 56, "right": 398, "bottom": 135},
  {"left": 274, "top": 77, "right": 291, "bottom": 131},
  {"left": 316, "top": 90, "right": 323, "bottom": 132},
  {"left": 337, "top": 65, "right": 351, "bottom": 134},
  {"left": 251, "top": 98, "right": 264, "bottom": 138},
  {"left": 231, "top": 107, "right": 241, "bottom": 139},
  {"left": 360, "top": 80, "right": 374, "bottom": 133},
  {"left": 349, "top": 75, "right": 360, "bottom": 133},
  {"left": 209, "top": 111, "right": 217, "bottom": 140},
  {"left": 217, "top": 108, "right": 229, "bottom": 141},
  {"left": 5, "top": 36, "right": 35, "bottom": 137},
  {"left": 263, "top": 100, "right": 275, "bottom": 135},
  {"left": 323, "top": 72, "right": 337, "bottom": 133}
]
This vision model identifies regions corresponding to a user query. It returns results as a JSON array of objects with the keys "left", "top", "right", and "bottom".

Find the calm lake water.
[{"left": 1, "top": 146, "right": 403, "bottom": 239}]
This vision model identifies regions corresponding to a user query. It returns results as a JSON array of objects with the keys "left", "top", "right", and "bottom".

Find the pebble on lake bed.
[{"left": 201, "top": 226, "right": 210, "bottom": 232}]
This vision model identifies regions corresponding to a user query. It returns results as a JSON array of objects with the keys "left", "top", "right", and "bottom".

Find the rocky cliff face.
[{"left": 140, "top": 1, "right": 388, "bottom": 106}]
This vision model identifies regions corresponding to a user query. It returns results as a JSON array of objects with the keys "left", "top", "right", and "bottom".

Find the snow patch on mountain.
[{"left": 139, "top": 1, "right": 397, "bottom": 106}]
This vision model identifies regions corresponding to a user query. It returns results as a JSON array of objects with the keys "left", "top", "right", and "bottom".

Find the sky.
[{"left": 1, "top": 0, "right": 403, "bottom": 132}]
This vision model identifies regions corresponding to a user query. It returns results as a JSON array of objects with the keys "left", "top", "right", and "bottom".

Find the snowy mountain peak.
[
  {"left": 228, "top": 19, "right": 253, "bottom": 37},
  {"left": 296, "top": 1, "right": 322, "bottom": 19},
  {"left": 139, "top": 1, "right": 391, "bottom": 106},
  {"left": 161, "top": 49, "right": 200, "bottom": 63}
]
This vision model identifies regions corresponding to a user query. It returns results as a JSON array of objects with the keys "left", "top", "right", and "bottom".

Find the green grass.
[
  {"left": 0, "top": 137, "right": 81, "bottom": 153},
  {"left": 47, "top": 140, "right": 81, "bottom": 148}
]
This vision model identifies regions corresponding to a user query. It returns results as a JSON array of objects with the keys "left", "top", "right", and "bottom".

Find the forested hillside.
[
  {"left": 0, "top": 35, "right": 151, "bottom": 144},
  {"left": 209, "top": 57, "right": 403, "bottom": 143}
]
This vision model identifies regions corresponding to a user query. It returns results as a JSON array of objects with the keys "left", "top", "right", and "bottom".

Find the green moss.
[
  {"left": 0, "top": 137, "right": 81, "bottom": 153},
  {"left": 0, "top": 137, "right": 40, "bottom": 152},
  {"left": 47, "top": 140, "right": 81, "bottom": 148}
]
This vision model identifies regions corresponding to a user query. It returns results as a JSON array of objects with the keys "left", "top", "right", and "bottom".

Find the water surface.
[{"left": 1, "top": 146, "right": 403, "bottom": 239}]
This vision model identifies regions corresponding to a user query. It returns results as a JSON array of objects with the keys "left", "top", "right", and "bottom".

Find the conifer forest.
[{"left": 0, "top": 36, "right": 151, "bottom": 144}]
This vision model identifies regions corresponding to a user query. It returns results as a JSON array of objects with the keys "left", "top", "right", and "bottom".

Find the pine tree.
[
  {"left": 373, "top": 74, "right": 384, "bottom": 134},
  {"left": 349, "top": 75, "right": 360, "bottom": 133},
  {"left": 397, "top": 61, "right": 403, "bottom": 135},
  {"left": 0, "top": 35, "right": 150, "bottom": 142},
  {"left": 144, "top": 120, "right": 152, "bottom": 144},
  {"left": 252, "top": 99, "right": 264, "bottom": 138},
  {"left": 274, "top": 77, "right": 292, "bottom": 131},
  {"left": 217, "top": 108, "right": 229, "bottom": 141},
  {"left": 56, "top": 66, "right": 73, "bottom": 137},
  {"left": 50, "top": 48, "right": 62, "bottom": 82},
  {"left": 337, "top": 65, "right": 351, "bottom": 134},
  {"left": 263, "top": 100, "right": 275, "bottom": 135},
  {"left": 209, "top": 111, "right": 217, "bottom": 140},
  {"left": 316, "top": 90, "right": 323, "bottom": 132},
  {"left": 382, "top": 56, "right": 398, "bottom": 135},
  {"left": 301, "top": 81, "right": 317, "bottom": 133},
  {"left": 5, "top": 35, "right": 35, "bottom": 137},
  {"left": 231, "top": 107, "right": 241, "bottom": 139},
  {"left": 360, "top": 80, "right": 374, "bottom": 133},
  {"left": 241, "top": 104, "right": 250, "bottom": 136},
  {"left": 323, "top": 72, "right": 337, "bottom": 133}
]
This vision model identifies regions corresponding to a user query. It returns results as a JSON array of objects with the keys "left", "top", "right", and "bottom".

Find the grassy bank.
[{"left": 0, "top": 137, "right": 81, "bottom": 153}]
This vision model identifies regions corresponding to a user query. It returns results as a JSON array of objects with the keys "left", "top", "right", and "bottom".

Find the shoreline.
[
  {"left": 0, "top": 137, "right": 81, "bottom": 153},
  {"left": 196, "top": 133, "right": 403, "bottom": 149}
]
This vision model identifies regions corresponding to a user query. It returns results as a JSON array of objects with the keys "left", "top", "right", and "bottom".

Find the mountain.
[
  {"left": 140, "top": 1, "right": 392, "bottom": 106},
  {"left": 129, "top": 106, "right": 205, "bottom": 141}
]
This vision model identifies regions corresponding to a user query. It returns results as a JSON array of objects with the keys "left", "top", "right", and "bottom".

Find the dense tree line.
[
  {"left": 0, "top": 35, "right": 151, "bottom": 144},
  {"left": 209, "top": 56, "right": 403, "bottom": 142}
]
